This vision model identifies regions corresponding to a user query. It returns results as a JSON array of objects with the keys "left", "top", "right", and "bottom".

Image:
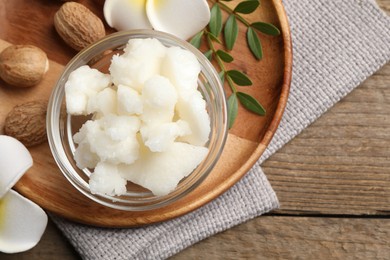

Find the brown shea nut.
[
  {"left": 0, "top": 45, "right": 49, "bottom": 88},
  {"left": 4, "top": 100, "right": 48, "bottom": 147},
  {"left": 54, "top": 2, "right": 106, "bottom": 51}
]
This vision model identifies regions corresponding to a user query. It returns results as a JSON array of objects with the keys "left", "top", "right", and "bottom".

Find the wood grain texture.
[
  {"left": 172, "top": 216, "right": 390, "bottom": 259},
  {"left": 265, "top": 63, "right": 390, "bottom": 216},
  {"left": 1, "top": 0, "right": 389, "bottom": 259}
]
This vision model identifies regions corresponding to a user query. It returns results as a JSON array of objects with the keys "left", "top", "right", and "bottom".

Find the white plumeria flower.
[
  {"left": 0, "top": 135, "right": 48, "bottom": 254},
  {"left": 104, "top": 0, "right": 152, "bottom": 32},
  {"left": 103, "top": 0, "right": 210, "bottom": 40}
]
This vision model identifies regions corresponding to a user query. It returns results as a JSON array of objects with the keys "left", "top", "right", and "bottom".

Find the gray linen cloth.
[{"left": 53, "top": 0, "right": 390, "bottom": 259}]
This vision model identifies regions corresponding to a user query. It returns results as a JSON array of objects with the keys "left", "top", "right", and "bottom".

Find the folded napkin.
[{"left": 53, "top": 0, "right": 390, "bottom": 259}]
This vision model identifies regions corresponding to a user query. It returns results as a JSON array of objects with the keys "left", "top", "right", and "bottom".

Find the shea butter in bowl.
[{"left": 47, "top": 30, "right": 228, "bottom": 211}]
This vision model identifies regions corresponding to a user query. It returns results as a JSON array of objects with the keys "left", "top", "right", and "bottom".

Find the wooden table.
[{"left": 1, "top": 0, "right": 390, "bottom": 259}]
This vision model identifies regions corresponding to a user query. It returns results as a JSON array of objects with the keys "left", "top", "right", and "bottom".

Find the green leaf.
[
  {"left": 251, "top": 22, "right": 280, "bottom": 36},
  {"left": 219, "top": 71, "right": 225, "bottom": 84},
  {"left": 247, "top": 27, "right": 262, "bottom": 60},
  {"left": 227, "top": 70, "right": 252, "bottom": 86},
  {"left": 234, "top": 0, "right": 260, "bottom": 14},
  {"left": 204, "top": 49, "right": 212, "bottom": 61},
  {"left": 209, "top": 5, "right": 223, "bottom": 37},
  {"left": 208, "top": 32, "right": 222, "bottom": 44},
  {"left": 227, "top": 94, "right": 238, "bottom": 129},
  {"left": 224, "top": 14, "right": 239, "bottom": 50},
  {"left": 190, "top": 31, "right": 204, "bottom": 48},
  {"left": 237, "top": 92, "right": 266, "bottom": 115},
  {"left": 216, "top": 50, "right": 234, "bottom": 63}
]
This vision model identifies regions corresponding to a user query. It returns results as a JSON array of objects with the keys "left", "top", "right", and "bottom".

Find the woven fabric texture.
[{"left": 53, "top": 0, "right": 390, "bottom": 259}]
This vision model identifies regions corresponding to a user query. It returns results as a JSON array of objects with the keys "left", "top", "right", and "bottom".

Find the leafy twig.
[{"left": 190, "top": 0, "right": 280, "bottom": 128}]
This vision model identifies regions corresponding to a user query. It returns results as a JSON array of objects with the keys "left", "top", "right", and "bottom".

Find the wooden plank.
[
  {"left": 378, "top": 0, "right": 390, "bottom": 13},
  {"left": 263, "top": 64, "right": 390, "bottom": 215},
  {"left": 172, "top": 216, "right": 390, "bottom": 259},
  {"left": 3, "top": 216, "right": 390, "bottom": 260}
]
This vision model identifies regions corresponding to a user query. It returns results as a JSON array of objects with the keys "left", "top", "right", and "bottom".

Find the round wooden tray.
[{"left": 0, "top": 0, "right": 292, "bottom": 227}]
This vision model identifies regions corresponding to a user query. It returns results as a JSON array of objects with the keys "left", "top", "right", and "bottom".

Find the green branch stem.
[{"left": 205, "top": 32, "right": 237, "bottom": 94}]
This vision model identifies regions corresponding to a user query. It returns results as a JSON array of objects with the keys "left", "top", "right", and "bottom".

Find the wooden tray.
[{"left": 0, "top": 0, "right": 292, "bottom": 227}]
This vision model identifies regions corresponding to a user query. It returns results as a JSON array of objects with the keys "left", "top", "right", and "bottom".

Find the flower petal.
[
  {"left": 146, "top": 0, "right": 210, "bottom": 40},
  {"left": 0, "top": 135, "right": 33, "bottom": 199},
  {"left": 104, "top": 0, "right": 152, "bottom": 31},
  {"left": 0, "top": 190, "right": 48, "bottom": 253}
]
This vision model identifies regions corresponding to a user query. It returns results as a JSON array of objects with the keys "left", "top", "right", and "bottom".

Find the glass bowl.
[{"left": 47, "top": 30, "right": 228, "bottom": 211}]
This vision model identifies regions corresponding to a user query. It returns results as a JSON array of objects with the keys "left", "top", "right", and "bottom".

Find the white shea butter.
[
  {"left": 117, "top": 84, "right": 143, "bottom": 115},
  {"left": 65, "top": 38, "right": 211, "bottom": 197},
  {"left": 65, "top": 65, "right": 111, "bottom": 115},
  {"left": 109, "top": 38, "right": 166, "bottom": 92},
  {"left": 161, "top": 46, "right": 201, "bottom": 101}
]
